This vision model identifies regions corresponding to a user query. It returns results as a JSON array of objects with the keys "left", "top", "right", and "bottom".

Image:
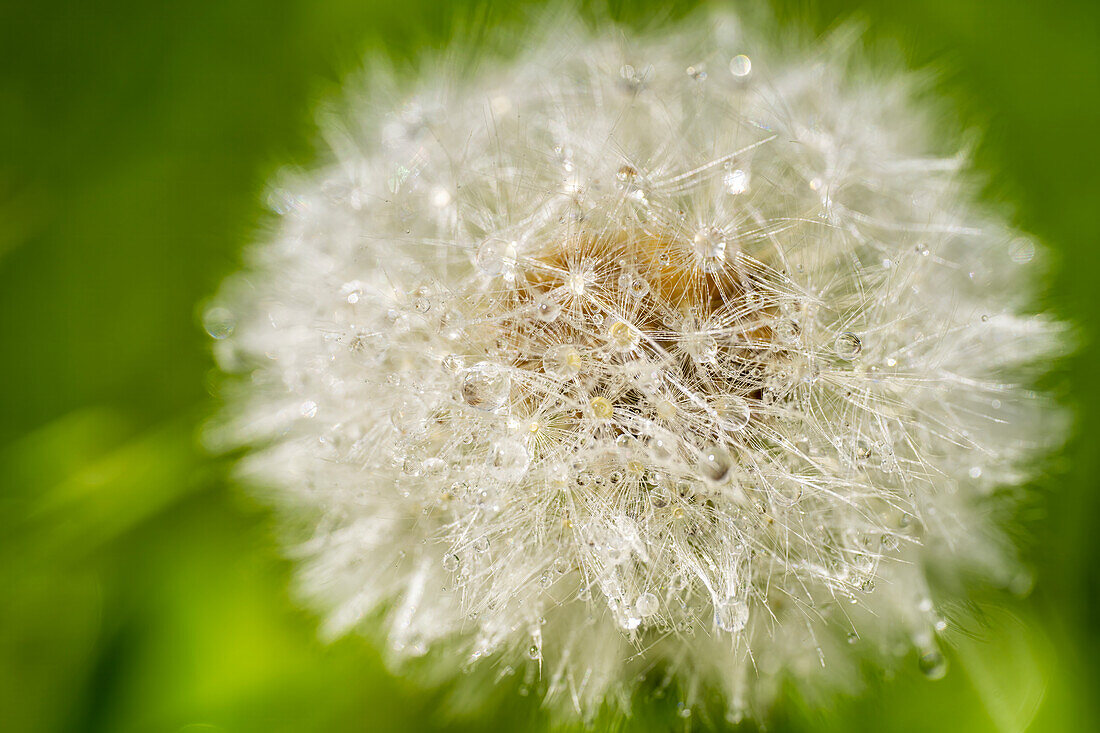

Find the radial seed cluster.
[{"left": 208, "top": 13, "right": 1063, "bottom": 722}]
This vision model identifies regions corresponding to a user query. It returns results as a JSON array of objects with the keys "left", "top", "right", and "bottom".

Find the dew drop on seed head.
[
  {"left": 715, "top": 598, "right": 749, "bottom": 632},
  {"left": 693, "top": 227, "right": 727, "bottom": 272},
  {"left": 654, "top": 397, "right": 677, "bottom": 421},
  {"left": 533, "top": 294, "right": 561, "bottom": 322},
  {"left": 700, "top": 445, "right": 732, "bottom": 483},
  {"left": 590, "top": 396, "right": 614, "bottom": 419},
  {"left": 636, "top": 592, "right": 659, "bottom": 617},
  {"left": 834, "top": 332, "right": 862, "bottom": 360},
  {"left": 461, "top": 361, "right": 510, "bottom": 411},
  {"left": 566, "top": 270, "right": 594, "bottom": 295},
  {"left": 543, "top": 344, "right": 582, "bottom": 378},
  {"left": 918, "top": 648, "right": 948, "bottom": 679},
  {"left": 628, "top": 277, "right": 650, "bottom": 297},
  {"left": 489, "top": 438, "right": 531, "bottom": 481},
  {"left": 684, "top": 332, "right": 718, "bottom": 365},
  {"left": 723, "top": 168, "right": 748, "bottom": 194},
  {"left": 203, "top": 307, "right": 236, "bottom": 339},
  {"left": 606, "top": 319, "right": 640, "bottom": 351},
  {"left": 647, "top": 430, "right": 679, "bottom": 462},
  {"left": 711, "top": 394, "right": 751, "bottom": 432},
  {"left": 729, "top": 54, "right": 752, "bottom": 77},
  {"left": 475, "top": 239, "right": 515, "bottom": 277}
]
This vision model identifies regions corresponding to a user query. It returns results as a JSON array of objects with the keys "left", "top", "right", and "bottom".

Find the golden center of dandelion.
[{"left": 465, "top": 229, "right": 795, "bottom": 468}]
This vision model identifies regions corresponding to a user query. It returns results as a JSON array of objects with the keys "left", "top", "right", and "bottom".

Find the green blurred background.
[{"left": 1, "top": 1, "right": 1097, "bottom": 730}]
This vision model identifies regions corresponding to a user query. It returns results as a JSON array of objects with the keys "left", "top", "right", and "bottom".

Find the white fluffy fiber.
[{"left": 208, "top": 10, "right": 1064, "bottom": 722}]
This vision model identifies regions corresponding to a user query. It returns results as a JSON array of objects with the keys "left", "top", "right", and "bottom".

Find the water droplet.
[
  {"left": 723, "top": 168, "right": 749, "bottom": 194},
  {"left": 300, "top": 400, "right": 318, "bottom": 418},
  {"left": 774, "top": 319, "right": 800, "bottom": 343},
  {"left": 692, "top": 227, "right": 727, "bottom": 272},
  {"left": 636, "top": 592, "right": 659, "bottom": 617},
  {"left": 461, "top": 361, "right": 510, "bottom": 411},
  {"left": 606, "top": 319, "right": 640, "bottom": 351},
  {"left": 700, "top": 445, "right": 731, "bottom": 483},
  {"left": 422, "top": 457, "right": 447, "bottom": 476},
  {"left": 543, "top": 344, "right": 582, "bottom": 378},
  {"left": 729, "top": 54, "right": 752, "bottom": 77},
  {"left": 203, "top": 307, "right": 236, "bottom": 339},
  {"left": 648, "top": 430, "right": 678, "bottom": 462},
  {"left": 918, "top": 648, "right": 948, "bottom": 679},
  {"left": 834, "top": 332, "right": 862, "bottom": 360},
  {"left": 682, "top": 330, "right": 717, "bottom": 363},
  {"left": 489, "top": 438, "right": 531, "bottom": 481},
  {"left": 590, "top": 396, "right": 614, "bottom": 420},
  {"left": 387, "top": 308, "right": 410, "bottom": 334},
  {"left": 715, "top": 598, "right": 749, "bottom": 632},
  {"left": 475, "top": 239, "right": 516, "bottom": 277},
  {"left": 654, "top": 397, "right": 677, "bottom": 421},
  {"left": 968, "top": 466, "right": 983, "bottom": 479},
  {"left": 533, "top": 295, "right": 561, "bottom": 322},
  {"left": 442, "top": 554, "right": 460, "bottom": 572},
  {"left": 566, "top": 269, "right": 594, "bottom": 296},
  {"left": 711, "top": 394, "right": 751, "bottom": 432},
  {"left": 473, "top": 536, "right": 490, "bottom": 553},
  {"left": 685, "top": 65, "right": 707, "bottom": 81},
  {"left": 527, "top": 644, "right": 540, "bottom": 660},
  {"left": 915, "top": 243, "right": 930, "bottom": 257}
]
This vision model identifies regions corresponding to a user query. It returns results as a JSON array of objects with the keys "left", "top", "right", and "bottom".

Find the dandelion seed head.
[{"left": 208, "top": 10, "right": 1066, "bottom": 722}]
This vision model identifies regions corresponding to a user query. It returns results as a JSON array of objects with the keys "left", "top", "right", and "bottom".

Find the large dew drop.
[
  {"left": 834, "top": 332, "right": 862, "bottom": 360},
  {"left": 461, "top": 362, "right": 510, "bottom": 411},
  {"left": 543, "top": 344, "right": 582, "bottom": 378},
  {"left": 700, "top": 444, "right": 732, "bottom": 483},
  {"left": 489, "top": 438, "right": 531, "bottom": 482},
  {"left": 692, "top": 227, "right": 727, "bottom": 273},
  {"left": 635, "top": 592, "right": 659, "bottom": 617},
  {"left": 711, "top": 394, "right": 751, "bottom": 432},
  {"left": 476, "top": 239, "right": 516, "bottom": 277},
  {"left": 715, "top": 598, "right": 749, "bottom": 632}
]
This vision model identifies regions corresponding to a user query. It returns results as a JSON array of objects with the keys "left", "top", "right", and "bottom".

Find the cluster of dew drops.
[{"left": 194, "top": 44, "right": 1046, "bottom": 704}]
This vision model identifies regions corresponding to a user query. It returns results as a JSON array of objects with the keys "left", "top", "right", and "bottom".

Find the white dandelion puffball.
[{"left": 208, "top": 11, "right": 1064, "bottom": 722}]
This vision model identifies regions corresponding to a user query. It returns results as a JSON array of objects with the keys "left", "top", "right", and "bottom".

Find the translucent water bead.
[
  {"left": 710, "top": 394, "right": 751, "bottom": 432},
  {"left": 461, "top": 361, "right": 511, "bottom": 411},
  {"left": 715, "top": 598, "right": 749, "bottom": 632},
  {"left": 475, "top": 239, "right": 517, "bottom": 277},
  {"left": 834, "top": 332, "right": 862, "bottom": 360},
  {"left": 635, "top": 592, "right": 659, "bottom": 617},
  {"left": 692, "top": 227, "right": 727, "bottom": 273}
]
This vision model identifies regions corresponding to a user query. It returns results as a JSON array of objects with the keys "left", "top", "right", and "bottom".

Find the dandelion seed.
[{"left": 209, "top": 9, "right": 1066, "bottom": 724}]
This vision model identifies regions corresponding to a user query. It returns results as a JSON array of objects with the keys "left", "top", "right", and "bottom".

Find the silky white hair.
[{"left": 207, "top": 9, "right": 1064, "bottom": 723}]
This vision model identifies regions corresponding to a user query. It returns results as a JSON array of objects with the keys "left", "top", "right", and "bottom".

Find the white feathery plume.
[{"left": 206, "top": 10, "right": 1065, "bottom": 723}]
